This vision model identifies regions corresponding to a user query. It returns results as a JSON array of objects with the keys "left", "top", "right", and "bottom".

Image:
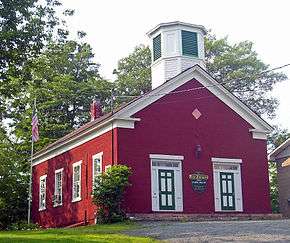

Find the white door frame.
[
  {"left": 150, "top": 154, "right": 184, "bottom": 212},
  {"left": 212, "top": 157, "right": 243, "bottom": 212}
]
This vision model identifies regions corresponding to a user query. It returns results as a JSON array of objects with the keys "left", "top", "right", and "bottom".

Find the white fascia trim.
[
  {"left": 249, "top": 129, "right": 268, "bottom": 140},
  {"left": 115, "top": 65, "right": 272, "bottom": 135},
  {"left": 149, "top": 154, "right": 184, "bottom": 160},
  {"left": 32, "top": 118, "right": 140, "bottom": 166},
  {"left": 211, "top": 157, "right": 243, "bottom": 164}
]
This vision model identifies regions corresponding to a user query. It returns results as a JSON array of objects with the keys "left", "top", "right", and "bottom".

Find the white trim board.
[
  {"left": 149, "top": 154, "right": 184, "bottom": 160},
  {"left": 211, "top": 158, "right": 243, "bottom": 164}
]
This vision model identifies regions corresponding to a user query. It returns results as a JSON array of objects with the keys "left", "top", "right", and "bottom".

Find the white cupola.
[{"left": 147, "top": 21, "right": 207, "bottom": 89}]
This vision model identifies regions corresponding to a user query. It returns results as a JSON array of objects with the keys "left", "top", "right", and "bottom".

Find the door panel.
[
  {"left": 220, "top": 172, "right": 235, "bottom": 210},
  {"left": 158, "top": 169, "right": 175, "bottom": 210}
]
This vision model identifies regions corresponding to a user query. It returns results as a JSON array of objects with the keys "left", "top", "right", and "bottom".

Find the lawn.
[{"left": 0, "top": 222, "right": 157, "bottom": 243}]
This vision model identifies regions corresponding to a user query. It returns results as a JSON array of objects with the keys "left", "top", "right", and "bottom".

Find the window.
[
  {"left": 92, "top": 152, "right": 103, "bottom": 187},
  {"left": 39, "top": 175, "right": 47, "bottom": 211},
  {"left": 54, "top": 168, "right": 63, "bottom": 207},
  {"left": 181, "top": 30, "right": 198, "bottom": 57},
  {"left": 153, "top": 34, "right": 161, "bottom": 61},
  {"left": 72, "top": 161, "right": 82, "bottom": 202}
]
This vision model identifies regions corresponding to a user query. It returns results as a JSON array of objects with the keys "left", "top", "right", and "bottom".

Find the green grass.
[{"left": 0, "top": 222, "right": 157, "bottom": 243}]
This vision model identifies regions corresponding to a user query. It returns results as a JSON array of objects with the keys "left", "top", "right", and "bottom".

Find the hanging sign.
[{"left": 189, "top": 172, "right": 209, "bottom": 192}]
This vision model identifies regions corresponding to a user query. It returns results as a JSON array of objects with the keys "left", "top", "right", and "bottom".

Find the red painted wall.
[
  {"left": 117, "top": 78, "right": 271, "bottom": 214},
  {"left": 32, "top": 128, "right": 118, "bottom": 228}
]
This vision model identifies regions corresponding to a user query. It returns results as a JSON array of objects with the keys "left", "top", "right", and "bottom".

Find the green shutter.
[
  {"left": 182, "top": 30, "right": 198, "bottom": 57},
  {"left": 153, "top": 34, "right": 161, "bottom": 61}
]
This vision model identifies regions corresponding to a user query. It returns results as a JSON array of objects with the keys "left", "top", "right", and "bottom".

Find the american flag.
[{"left": 32, "top": 109, "right": 39, "bottom": 142}]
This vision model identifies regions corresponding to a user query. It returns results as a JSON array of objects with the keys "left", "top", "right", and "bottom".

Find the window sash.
[
  {"left": 92, "top": 153, "right": 103, "bottom": 187},
  {"left": 39, "top": 175, "right": 47, "bottom": 210},
  {"left": 54, "top": 170, "right": 63, "bottom": 206},
  {"left": 72, "top": 162, "right": 82, "bottom": 202}
]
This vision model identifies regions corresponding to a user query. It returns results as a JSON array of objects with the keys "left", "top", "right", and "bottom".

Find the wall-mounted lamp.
[{"left": 195, "top": 145, "right": 202, "bottom": 159}]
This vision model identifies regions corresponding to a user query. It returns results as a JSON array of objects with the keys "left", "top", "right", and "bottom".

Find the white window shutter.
[
  {"left": 235, "top": 172, "right": 243, "bottom": 212},
  {"left": 213, "top": 171, "right": 221, "bottom": 211},
  {"left": 175, "top": 169, "right": 183, "bottom": 212},
  {"left": 151, "top": 168, "right": 158, "bottom": 211}
]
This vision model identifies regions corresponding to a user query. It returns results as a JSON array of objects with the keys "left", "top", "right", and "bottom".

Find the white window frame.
[
  {"left": 212, "top": 157, "right": 243, "bottom": 212},
  {"left": 39, "top": 174, "right": 47, "bottom": 211},
  {"left": 92, "top": 152, "right": 103, "bottom": 187},
  {"left": 72, "top": 161, "right": 82, "bottom": 202},
  {"left": 54, "top": 168, "right": 63, "bottom": 207}
]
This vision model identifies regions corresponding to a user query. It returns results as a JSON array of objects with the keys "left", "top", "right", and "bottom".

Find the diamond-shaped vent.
[{"left": 192, "top": 108, "right": 202, "bottom": 120}]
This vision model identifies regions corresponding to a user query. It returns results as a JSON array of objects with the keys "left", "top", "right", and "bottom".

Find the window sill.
[
  {"left": 38, "top": 207, "right": 46, "bottom": 212},
  {"left": 53, "top": 203, "right": 63, "bottom": 208},
  {"left": 72, "top": 198, "right": 81, "bottom": 203}
]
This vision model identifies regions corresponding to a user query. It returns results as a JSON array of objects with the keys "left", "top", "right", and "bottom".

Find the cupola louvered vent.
[
  {"left": 153, "top": 34, "right": 161, "bottom": 61},
  {"left": 182, "top": 30, "right": 198, "bottom": 57}
]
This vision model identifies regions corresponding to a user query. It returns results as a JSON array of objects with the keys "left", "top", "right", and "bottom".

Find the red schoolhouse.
[{"left": 32, "top": 22, "right": 273, "bottom": 227}]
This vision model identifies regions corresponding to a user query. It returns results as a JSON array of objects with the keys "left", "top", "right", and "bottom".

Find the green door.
[
  {"left": 158, "top": 169, "right": 175, "bottom": 210},
  {"left": 220, "top": 172, "right": 235, "bottom": 210}
]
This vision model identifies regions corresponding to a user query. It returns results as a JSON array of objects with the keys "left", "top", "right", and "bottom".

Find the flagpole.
[{"left": 27, "top": 98, "right": 36, "bottom": 224}]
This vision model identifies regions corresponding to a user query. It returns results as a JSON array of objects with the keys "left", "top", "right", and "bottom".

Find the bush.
[
  {"left": 8, "top": 221, "right": 39, "bottom": 231},
  {"left": 93, "top": 165, "right": 132, "bottom": 223}
]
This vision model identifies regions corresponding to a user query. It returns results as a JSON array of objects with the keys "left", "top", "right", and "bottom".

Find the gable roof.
[
  {"left": 269, "top": 138, "right": 290, "bottom": 161},
  {"left": 33, "top": 64, "right": 273, "bottom": 165}
]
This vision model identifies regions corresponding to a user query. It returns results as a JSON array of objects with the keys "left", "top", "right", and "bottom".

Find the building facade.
[
  {"left": 32, "top": 22, "right": 273, "bottom": 228},
  {"left": 269, "top": 138, "right": 290, "bottom": 217}
]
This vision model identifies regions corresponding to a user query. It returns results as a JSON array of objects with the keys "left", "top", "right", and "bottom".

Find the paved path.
[{"left": 126, "top": 219, "right": 290, "bottom": 242}]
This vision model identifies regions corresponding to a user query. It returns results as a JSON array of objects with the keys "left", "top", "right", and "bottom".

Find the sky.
[{"left": 61, "top": 0, "right": 290, "bottom": 130}]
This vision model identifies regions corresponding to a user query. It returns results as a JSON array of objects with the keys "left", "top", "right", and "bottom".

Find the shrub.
[
  {"left": 92, "top": 165, "right": 132, "bottom": 223},
  {"left": 8, "top": 221, "right": 39, "bottom": 231}
]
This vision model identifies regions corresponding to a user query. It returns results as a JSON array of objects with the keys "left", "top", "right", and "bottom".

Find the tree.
[
  {"left": 93, "top": 165, "right": 132, "bottom": 223},
  {"left": 113, "top": 45, "right": 151, "bottom": 105},
  {"left": 10, "top": 40, "right": 113, "bottom": 153},
  {"left": 0, "top": 0, "right": 105, "bottom": 227},
  {"left": 0, "top": 127, "right": 28, "bottom": 229},
  {"left": 113, "top": 35, "right": 287, "bottom": 118},
  {"left": 0, "top": 0, "right": 71, "bottom": 120},
  {"left": 205, "top": 34, "right": 287, "bottom": 118}
]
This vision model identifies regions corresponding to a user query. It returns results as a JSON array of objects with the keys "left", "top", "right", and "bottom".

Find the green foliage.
[
  {"left": 0, "top": 127, "right": 28, "bottom": 229},
  {"left": 205, "top": 33, "right": 287, "bottom": 118},
  {"left": 113, "top": 44, "right": 151, "bottom": 105},
  {"left": 8, "top": 221, "right": 39, "bottom": 231},
  {"left": 10, "top": 40, "right": 112, "bottom": 152},
  {"left": 93, "top": 165, "right": 132, "bottom": 223},
  {"left": 268, "top": 161, "right": 279, "bottom": 213},
  {"left": 0, "top": 0, "right": 68, "bottom": 120}
]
